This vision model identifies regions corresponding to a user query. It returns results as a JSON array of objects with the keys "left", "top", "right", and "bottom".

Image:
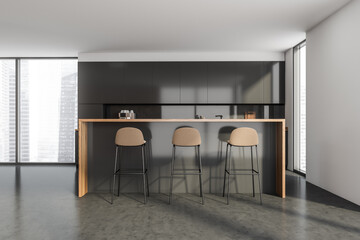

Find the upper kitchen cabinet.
[
  {"left": 236, "top": 62, "right": 264, "bottom": 104},
  {"left": 180, "top": 62, "right": 208, "bottom": 104},
  {"left": 78, "top": 62, "right": 125, "bottom": 104},
  {"left": 263, "top": 62, "right": 285, "bottom": 104},
  {"left": 78, "top": 61, "right": 284, "bottom": 105},
  {"left": 121, "top": 62, "right": 154, "bottom": 103},
  {"left": 153, "top": 62, "right": 181, "bottom": 103},
  {"left": 207, "top": 62, "right": 237, "bottom": 104}
]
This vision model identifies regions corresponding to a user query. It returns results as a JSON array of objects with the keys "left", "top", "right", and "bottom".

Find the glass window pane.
[
  {"left": 0, "top": 60, "right": 16, "bottom": 162},
  {"left": 20, "top": 59, "right": 77, "bottom": 162},
  {"left": 294, "top": 42, "right": 306, "bottom": 174},
  {"left": 299, "top": 45, "right": 306, "bottom": 173}
]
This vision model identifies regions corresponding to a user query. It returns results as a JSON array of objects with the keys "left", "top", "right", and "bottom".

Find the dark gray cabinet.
[
  {"left": 207, "top": 62, "right": 237, "bottom": 104},
  {"left": 180, "top": 63, "right": 207, "bottom": 103},
  {"left": 121, "top": 63, "right": 154, "bottom": 103},
  {"left": 78, "top": 62, "right": 125, "bottom": 104},
  {"left": 236, "top": 62, "right": 264, "bottom": 104},
  {"left": 78, "top": 61, "right": 285, "bottom": 105},
  {"left": 153, "top": 62, "right": 180, "bottom": 103},
  {"left": 263, "top": 62, "right": 285, "bottom": 104}
]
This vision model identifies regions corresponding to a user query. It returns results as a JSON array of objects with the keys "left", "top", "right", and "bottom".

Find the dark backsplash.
[{"left": 104, "top": 104, "right": 284, "bottom": 119}]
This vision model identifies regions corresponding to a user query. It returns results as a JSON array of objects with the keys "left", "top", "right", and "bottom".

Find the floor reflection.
[{"left": 0, "top": 165, "right": 359, "bottom": 240}]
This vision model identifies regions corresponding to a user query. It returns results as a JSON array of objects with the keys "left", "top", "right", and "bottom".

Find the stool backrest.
[
  {"left": 229, "top": 127, "right": 258, "bottom": 146},
  {"left": 172, "top": 127, "right": 201, "bottom": 146},
  {"left": 115, "top": 127, "right": 145, "bottom": 146}
]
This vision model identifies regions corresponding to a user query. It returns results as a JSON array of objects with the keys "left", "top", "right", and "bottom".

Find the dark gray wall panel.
[{"left": 78, "top": 104, "right": 104, "bottom": 119}]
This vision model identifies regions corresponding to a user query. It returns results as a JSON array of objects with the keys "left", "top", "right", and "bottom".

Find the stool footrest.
[
  {"left": 172, "top": 173, "right": 202, "bottom": 176},
  {"left": 225, "top": 170, "right": 259, "bottom": 175},
  {"left": 115, "top": 172, "right": 145, "bottom": 175},
  {"left": 173, "top": 169, "right": 201, "bottom": 172},
  {"left": 114, "top": 169, "right": 147, "bottom": 175},
  {"left": 227, "top": 168, "right": 257, "bottom": 171}
]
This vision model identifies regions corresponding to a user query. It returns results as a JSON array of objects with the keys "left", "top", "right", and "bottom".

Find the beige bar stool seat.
[
  {"left": 169, "top": 127, "right": 204, "bottom": 205},
  {"left": 111, "top": 127, "right": 149, "bottom": 204},
  {"left": 222, "top": 127, "right": 262, "bottom": 205}
]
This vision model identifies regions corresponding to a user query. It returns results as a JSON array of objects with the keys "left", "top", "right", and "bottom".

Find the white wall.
[
  {"left": 285, "top": 48, "right": 294, "bottom": 171},
  {"left": 307, "top": 0, "right": 360, "bottom": 205}
]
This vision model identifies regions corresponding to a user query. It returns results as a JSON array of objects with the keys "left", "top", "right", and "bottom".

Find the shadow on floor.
[{"left": 286, "top": 172, "right": 360, "bottom": 212}]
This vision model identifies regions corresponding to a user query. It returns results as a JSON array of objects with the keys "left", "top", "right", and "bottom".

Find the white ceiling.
[{"left": 0, "top": 0, "right": 352, "bottom": 57}]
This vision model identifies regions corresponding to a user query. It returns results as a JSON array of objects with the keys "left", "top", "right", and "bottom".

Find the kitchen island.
[{"left": 78, "top": 119, "right": 285, "bottom": 198}]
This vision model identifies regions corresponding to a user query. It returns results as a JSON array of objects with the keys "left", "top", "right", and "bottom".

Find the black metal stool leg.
[
  {"left": 251, "top": 146, "right": 255, "bottom": 197},
  {"left": 195, "top": 146, "right": 202, "bottom": 197},
  {"left": 141, "top": 145, "right": 147, "bottom": 204},
  {"left": 111, "top": 146, "right": 119, "bottom": 204},
  {"left": 256, "top": 145, "right": 262, "bottom": 205},
  {"left": 197, "top": 145, "right": 204, "bottom": 205},
  {"left": 145, "top": 143, "right": 150, "bottom": 197},
  {"left": 227, "top": 146, "right": 232, "bottom": 205},
  {"left": 222, "top": 144, "right": 229, "bottom": 197},
  {"left": 117, "top": 146, "right": 122, "bottom": 196},
  {"left": 169, "top": 146, "right": 175, "bottom": 204}
]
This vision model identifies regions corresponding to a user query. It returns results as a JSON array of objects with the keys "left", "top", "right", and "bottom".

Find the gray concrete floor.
[{"left": 0, "top": 165, "right": 359, "bottom": 240}]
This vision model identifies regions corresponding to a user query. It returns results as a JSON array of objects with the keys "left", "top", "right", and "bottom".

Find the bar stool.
[
  {"left": 169, "top": 127, "right": 204, "bottom": 205},
  {"left": 222, "top": 127, "right": 262, "bottom": 205},
  {"left": 111, "top": 127, "right": 149, "bottom": 204}
]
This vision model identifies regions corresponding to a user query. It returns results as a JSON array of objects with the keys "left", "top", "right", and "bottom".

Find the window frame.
[
  {"left": 293, "top": 41, "right": 306, "bottom": 174},
  {"left": 0, "top": 58, "right": 16, "bottom": 163},
  {"left": 0, "top": 57, "right": 77, "bottom": 165}
]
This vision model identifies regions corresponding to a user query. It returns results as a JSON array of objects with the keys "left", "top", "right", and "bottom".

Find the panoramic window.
[
  {"left": 294, "top": 41, "right": 306, "bottom": 173},
  {"left": 0, "top": 58, "right": 77, "bottom": 163},
  {"left": 0, "top": 60, "right": 16, "bottom": 162},
  {"left": 19, "top": 59, "right": 78, "bottom": 162}
]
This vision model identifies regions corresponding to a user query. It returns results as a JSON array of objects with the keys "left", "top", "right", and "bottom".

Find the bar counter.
[{"left": 78, "top": 119, "right": 285, "bottom": 198}]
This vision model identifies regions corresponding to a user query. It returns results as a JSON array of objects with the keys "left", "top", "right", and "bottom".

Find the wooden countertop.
[{"left": 79, "top": 118, "right": 285, "bottom": 123}]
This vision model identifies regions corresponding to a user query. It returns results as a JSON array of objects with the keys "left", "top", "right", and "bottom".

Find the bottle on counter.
[{"left": 129, "top": 110, "right": 136, "bottom": 119}]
